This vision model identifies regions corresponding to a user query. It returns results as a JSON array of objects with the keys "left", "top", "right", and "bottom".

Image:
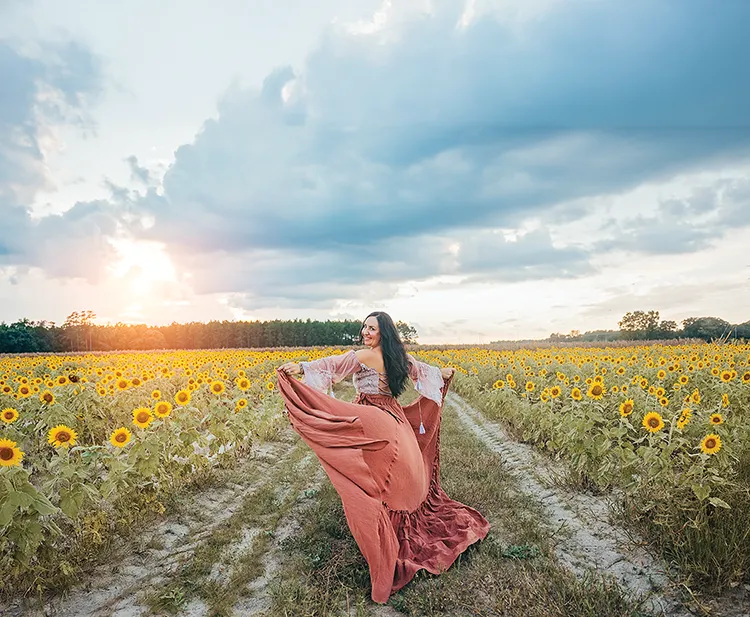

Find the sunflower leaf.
[
  {"left": 0, "top": 501, "right": 16, "bottom": 526},
  {"left": 708, "top": 497, "right": 731, "bottom": 509},
  {"left": 692, "top": 484, "right": 711, "bottom": 501}
]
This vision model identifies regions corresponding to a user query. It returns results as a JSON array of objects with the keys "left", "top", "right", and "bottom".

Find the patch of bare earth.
[
  {"left": 447, "top": 392, "right": 702, "bottom": 617},
  {"left": 1, "top": 440, "right": 298, "bottom": 617}
]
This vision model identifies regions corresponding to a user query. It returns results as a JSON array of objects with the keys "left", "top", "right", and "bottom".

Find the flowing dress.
[{"left": 276, "top": 350, "right": 490, "bottom": 603}]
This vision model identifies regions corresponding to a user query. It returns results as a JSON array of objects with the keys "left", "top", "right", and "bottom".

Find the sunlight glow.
[{"left": 109, "top": 239, "right": 179, "bottom": 296}]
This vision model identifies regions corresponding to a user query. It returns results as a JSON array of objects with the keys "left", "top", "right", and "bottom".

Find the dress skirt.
[{"left": 276, "top": 369, "right": 491, "bottom": 603}]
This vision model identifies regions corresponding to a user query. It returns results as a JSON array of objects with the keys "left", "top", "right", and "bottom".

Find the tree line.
[
  {"left": 548, "top": 311, "right": 750, "bottom": 343},
  {"left": 0, "top": 311, "right": 419, "bottom": 354}
]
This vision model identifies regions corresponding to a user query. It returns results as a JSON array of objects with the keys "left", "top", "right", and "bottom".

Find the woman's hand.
[
  {"left": 440, "top": 367, "right": 455, "bottom": 379},
  {"left": 279, "top": 362, "right": 303, "bottom": 376}
]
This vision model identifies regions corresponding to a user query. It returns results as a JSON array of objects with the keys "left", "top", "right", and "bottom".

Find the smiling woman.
[
  {"left": 276, "top": 311, "right": 490, "bottom": 604},
  {"left": 108, "top": 239, "right": 179, "bottom": 295}
]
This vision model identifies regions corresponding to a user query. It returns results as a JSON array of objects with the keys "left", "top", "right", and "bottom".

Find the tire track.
[
  {"left": 1, "top": 439, "right": 301, "bottom": 617},
  {"left": 447, "top": 392, "right": 692, "bottom": 617}
]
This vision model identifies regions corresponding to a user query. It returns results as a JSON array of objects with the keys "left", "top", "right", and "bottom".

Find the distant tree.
[
  {"left": 395, "top": 321, "right": 418, "bottom": 344},
  {"left": 734, "top": 320, "right": 750, "bottom": 339},
  {"left": 618, "top": 310, "right": 680, "bottom": 340},
  {"left": 681, "top": 317, "right": 732, "bottom": 342}
]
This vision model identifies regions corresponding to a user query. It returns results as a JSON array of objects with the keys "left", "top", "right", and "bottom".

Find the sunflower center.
[
  {"left": 3, "top": 412, "right": 13, "bottom": 420},
  {"left": 137, "top": 412, "right": 150, "bottom": 423},
  {"left": 0, "top": 447, "right": 13, "bottom": 460},
  {"left": 115, "top": 433, "right": 127, "bottom": 443},
  {"left": 56, "top": 432, "right": 71, "bottom": 442},
  {"left": 705, "top": 438, "right": 716, "bottom": 449},
  {"left": 624, "top": 404, "right": 632, "bottom": 413},
  {"left": 648, "top": 418, "right": 659, "bottom": 428},
  {"left": 43, "top": 394, "right": 52, "bottom": 402},
  {"left": 592, "top": 386, "right": 602, "bottom": 395}
]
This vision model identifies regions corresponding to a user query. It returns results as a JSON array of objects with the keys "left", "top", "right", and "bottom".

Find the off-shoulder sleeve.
[
  {"left": 407, "top": 354, "right": 445, "bottom": 406},
  {"left": 300, "top": 350, "right": 360, "bottom": 398}
]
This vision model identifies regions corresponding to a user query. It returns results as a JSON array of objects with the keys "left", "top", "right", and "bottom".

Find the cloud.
[
  {"left": 123, "top": 0, "right": 749, "bottom": 301},
  {"left": 5, "top": 0, "right": 750, "bottom": 312},
  {"left": 456, "top": 228, "right": 594, "bottom": 281},
  {"left": 0, "top": 39, "right": 114, "bottom": 282},
  {"left": 593, "top": 176, "right": 750, "bottom": 256}
]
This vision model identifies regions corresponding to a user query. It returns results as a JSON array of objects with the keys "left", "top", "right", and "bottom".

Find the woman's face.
[{"left": 361, "top": 316, "right": 381, "bottom": 348}]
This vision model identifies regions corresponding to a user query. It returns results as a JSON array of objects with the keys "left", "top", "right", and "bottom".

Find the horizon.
[{"left": 2, "top": 0, "right": 749, "bottom": 345}]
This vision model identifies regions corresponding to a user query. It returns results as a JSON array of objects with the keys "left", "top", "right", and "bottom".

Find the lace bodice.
[{"left": 299, "top": 350, "right": 445, "bottom": 405}]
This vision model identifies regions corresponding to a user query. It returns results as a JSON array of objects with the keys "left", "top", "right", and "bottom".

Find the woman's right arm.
[{"left": 279, "top": 350, "right": 360, "bottom": 397}]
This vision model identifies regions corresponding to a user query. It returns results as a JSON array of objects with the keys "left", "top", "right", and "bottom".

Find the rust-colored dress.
[{"left": 276, "top": 351, "right": 490, "bottom": 603}]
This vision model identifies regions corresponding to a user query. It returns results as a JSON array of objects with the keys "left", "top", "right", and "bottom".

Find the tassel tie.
[{"left": 417, "top": 379, "right": 426, "bottom": 434}]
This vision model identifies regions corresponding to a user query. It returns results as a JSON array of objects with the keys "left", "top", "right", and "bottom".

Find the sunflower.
[
  {"left": 719, "top": 370, "right": 733, "bottom": 383},
  {"left": 700, "top": 434, "right": 722, "bottom": 455},
  {"left": 116, "top": 379, "right": 129, "bottom": 391},
  {"left": 39, "top": 390, "right": 55, "bottom": 405},
  {"left": 1, "top": 384, "right": 12, "bottom": 395},
  {"left": 56, "top": 375, "right": 69, "bottom": 386},
  {"left": 266, "top": 381, "right": 275, "bottom": 392},
  {"left": 151, "top": 389, "right": 161, "bottom": 400},
  {"left": 677, "top": 408, "right": 692, "bottom": 430},
  {"left": 210, "top": 381, "right": 226, "bottom": 395},
  {"left": 0, "top": 438, "right": 24, "bottom": 467},
  {"left": 658, "top": 396, "right": 669, "bottom": 408},
  {"left": 17, "top": 385, "right": 31, "bottom": 398},
  {"left": 540, "top": 391, "right": 550, "bottom": 403},
  {"left": 709, "top": 413, "right": 723, "bottom": 425},
  {"left": 48, "top": 424, "right": 78, "bottom": 448},
  {"left": 679, "top": 375, "right": 689, "bottom": 385},
  {"left": 492, "top": 379, "right": 505, "bottom": 390},
  {"left": 525, "top": 381, "right": 535, "bottom": 393},
  {"left": 132, "top": 407, "right": 154, "bottom": 429},
  {"left": 619, "top": 399, "right": 634, "bottom": 417},
  {"left": 236, "top": 398, "right": 248, "bottom": 409},
  {"left": 742, "top": 371, "right": 750, "bottom": 384},
  {"left": 237, "top": 378, "right": 250, "bottom": 391},
  {"left": 571, "top": 387, "right": 583, "bottom": 401},
  {"left": 721, "top": 393, "right": 729, "bottom": 408},
  {"left": 657, "top": 369, "right": 666, "bottom": 380},
  {"left": 550, "top": 385, "right": 561, "bottom": 398},
  {"left": 109, "top": 427, "right": 132, "bottom": 448},
  {"left": 1, "top": 407, "right": 19, "bottom": 424},
  {"left": 642, "top": 412, "right": 664, "bottom": 433},
  {"left": 691, "top": 389, "right": 701, "bottom": 404},
  {"left": 587, "top": 383, "right": 606, "bottom": 400},
  {"left": 175, "top": 389, "right": 191, "bottom": 406},
  {"left": 154, "top": 401, "right": 172, "bottom": 418}
]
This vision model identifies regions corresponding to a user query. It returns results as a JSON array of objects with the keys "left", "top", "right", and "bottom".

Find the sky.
[{"left": 1, "top": 0, "right": 749, "bottom": 344}]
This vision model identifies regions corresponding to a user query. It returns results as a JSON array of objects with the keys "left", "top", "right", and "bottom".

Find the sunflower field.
[
  {"left": 433, "top": 342, "right": 750, "bottom": 593},
  {"left": 0, "top": 348, "right": 312, "bottom": 595},
  {"left": 1, "top": 343, "right": 749, "bottom": 599}
]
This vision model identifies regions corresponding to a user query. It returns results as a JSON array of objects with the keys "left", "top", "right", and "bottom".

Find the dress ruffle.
[{"left": 276, "top": 368, "right": 490, "bottom": 603}]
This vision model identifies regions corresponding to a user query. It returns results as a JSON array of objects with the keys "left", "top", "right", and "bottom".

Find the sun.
[{"left": 109, "top": 239, "right": 178, "bottom": 295}]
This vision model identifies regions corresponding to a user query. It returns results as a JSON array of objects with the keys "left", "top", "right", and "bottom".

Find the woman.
[{"left": 277, "top": 311, "right": 490, "bottom": 603}]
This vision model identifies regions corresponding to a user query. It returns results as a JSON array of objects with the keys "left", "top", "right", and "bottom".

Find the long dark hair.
[{"left": 359, "top": 311, "right": 410, "bottom": 397}]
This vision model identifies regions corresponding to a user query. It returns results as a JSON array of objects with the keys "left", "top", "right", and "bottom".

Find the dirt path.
[
  {"left": 447, "top": 392, "right": 695, "bottom": 617},
  {"left": 1, "top": 438, "right": 326, "bottom": 617}
]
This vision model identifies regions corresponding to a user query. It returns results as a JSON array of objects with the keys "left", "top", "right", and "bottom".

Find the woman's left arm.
[{"left": 407, "top": 354, "right": 452, "bottom": 405}]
